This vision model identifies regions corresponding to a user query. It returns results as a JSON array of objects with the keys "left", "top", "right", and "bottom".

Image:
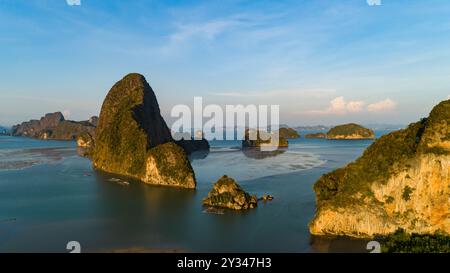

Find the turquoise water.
[{"left": 0, "top": 131, "right": 391, "bottom": 253}]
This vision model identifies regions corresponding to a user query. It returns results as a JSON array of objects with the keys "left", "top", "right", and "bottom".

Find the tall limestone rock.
[
  {"left": 92, "top": 73, "right": 196, "bottom": 189},
  {"left": 310, "top": 99, "right": 450, "bottom": 237}
]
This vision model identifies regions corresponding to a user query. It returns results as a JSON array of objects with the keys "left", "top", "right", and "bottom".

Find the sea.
[{"left": 0, "top": 130, "right": 394, "bottom": 253}]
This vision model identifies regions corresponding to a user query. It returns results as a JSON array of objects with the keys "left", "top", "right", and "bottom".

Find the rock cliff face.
[
  {"left": 11, "top": 112, "right": 97, "bottom": 140},
  {"left": 203, "top": 175, "right": 257, "bottom": 210},
  {"left": 326, "top": 123, "right": 375, "bottom": 140},
  {"left": 12, "top": 112, "right": 64, "bottom": 137},
  {"left": 310, "top": 100, "right": 450, "bottom": 237},
  {"left": 92, "top": 73, "right": 196, "bottom": 189}
]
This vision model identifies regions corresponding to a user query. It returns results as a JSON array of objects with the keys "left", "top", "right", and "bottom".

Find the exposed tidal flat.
[{"left": 0, "top": 132, "right": 391, "bottom": 253}]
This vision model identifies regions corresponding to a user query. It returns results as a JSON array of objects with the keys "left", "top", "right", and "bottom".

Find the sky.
[{"left": 1, "top": 0, "right": 450, "bottom": 127}]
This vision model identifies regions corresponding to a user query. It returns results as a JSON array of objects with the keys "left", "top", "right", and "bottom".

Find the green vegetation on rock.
[
  {"left": 310, "top": 99, "right": 450, "bottom": 238},
  {"left": 242, "top": 129, "right": 289, "bottom": 148},
  {"left": 376, "top": 229, "right": 450, "bottom": 253},
  {"left": 326, "top": 123, "right": 375, "bottom": 139},
  {"left": 402, "top": 186, "right": 415, "bottom": 201},
  {"left": 277, "top": 127, "right": 300, "bottom": 139},
  {"left": 203, "top": 175, "right": 258, "bottom": 210},
  {"left": 11, "top": 112, "right": 96, "bottom": 140}
]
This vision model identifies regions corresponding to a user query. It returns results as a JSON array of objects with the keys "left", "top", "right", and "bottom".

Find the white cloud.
[
  {"left": 306, "top": 97, "right": 397, "bottom": 115},
  {"left": 327, "top": 96, "right": 347, "bottom": 114},
  {"left": 367, "top": 99, "right": 396, "bottom": 112},
  {"left": 346, "top": 100, "right": 365, "bottom": 113},
  {"left": 308, "top": 96, "right": 365, "bottom": 115}
]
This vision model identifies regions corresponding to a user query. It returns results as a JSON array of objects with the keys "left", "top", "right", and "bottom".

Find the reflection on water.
[
  {"left": 242, "top": 148, "right": 286, "bottom": 160},
  {"left": 309, "top": 235, "right": 371, "bottom": 253},
  {"left": 191, "top": 145, "right": 326, "bottom": 182}
]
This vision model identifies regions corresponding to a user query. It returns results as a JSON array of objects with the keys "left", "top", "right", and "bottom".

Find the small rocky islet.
[
  {"left": 277, "top": 127, "right": 300, "bottom": 139},
  {"left": 203, "top": 175, "right": 258, "bottom": 210},
  {"left": 202, "top": 175, "right": 274, "bottom": 211},
  {"left": 304, "top": 132, "right": 326, "bottom": 139},
  {"left": 304, "top": 123, "right": 375, "bottom": 140},
  {"left": 326, "top": 123, "right": 375, "bottom": 140},
  {"left": 242, "top": 128, "right": 289, "bottom": 148}
]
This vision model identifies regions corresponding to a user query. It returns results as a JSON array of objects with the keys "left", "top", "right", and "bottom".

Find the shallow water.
[{"left": 0, "top": 132, "right": 391, "bottom": 253}]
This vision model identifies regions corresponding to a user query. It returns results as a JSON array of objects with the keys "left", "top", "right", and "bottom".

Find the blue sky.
[{"left": 1, "top": 0, "right": 450, "bottom": 126}]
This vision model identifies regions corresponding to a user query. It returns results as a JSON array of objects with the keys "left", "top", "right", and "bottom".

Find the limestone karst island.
[
  {"left": 310, "top": 100, "right": 450, "bottom": 238},
  {"left": 92, "top": 74, "right": 198, "bottom": 189},
  {"left": 2, "top": 0, "right": 450, "bottom": 258}
]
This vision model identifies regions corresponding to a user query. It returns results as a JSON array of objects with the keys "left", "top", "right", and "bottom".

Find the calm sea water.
[{"left": 0, "top": 131, "right": 392, "bottom": 253}]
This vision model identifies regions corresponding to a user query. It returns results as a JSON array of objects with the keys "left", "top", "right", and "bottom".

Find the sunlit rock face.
[
  {"left": 310, "top": 100, "right": 450, "bottom": 237},
  {"left": 203, "top": 175, "right": 257, "bottom": 210}
]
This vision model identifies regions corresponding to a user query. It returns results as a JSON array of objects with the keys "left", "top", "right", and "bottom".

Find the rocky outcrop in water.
[
  {"left": 326, "top": 123, "right": 375, "bottom": 140},
  {"left": 11, "top": 112, "right": 97, "bottom": 140},
  {"left": 76, "top": 132, "right": 95, "bottom": 158},
  {"left": 310, "top": 99, "right": 450, "bottom": 237},
  {"left": 242, "top": 129, "right": 288, "bottom": 148},
  {"left": 92, "top": 73, "right": 196, "bottom": 189},
  {"left": 203, "top": 175, "right": 257, "bottom": 210},
  {"left": 175, "top": 137, "right": 210, "bottom": 155},
  {"left": 277, "top": 127, "right": 300, "bottom": 139}
]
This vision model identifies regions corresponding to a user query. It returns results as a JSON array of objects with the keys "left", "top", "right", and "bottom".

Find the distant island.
[
  {"left": 11, "top": 112, "right": 97, "bottom": 141},
  {"left": 295, "top": 125, "right": 330, "bottom": 131},
  {"left": 302, "top": 123, "right": 375, "bottom": 140},
  {"left": 242, "top": 129, "right": 289, "bottom": 148},
  {"left": 326, "top": 123, "right": 375, "bottom": 140},
  {"left": 304, "top": 132, "right": 326, "bottom": 139},
  {"left": 310, "top": 99, "right": 450, "bottom": 238},
  {"left": 277, "top": 127, "right": 300, "bottom": 139}
]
